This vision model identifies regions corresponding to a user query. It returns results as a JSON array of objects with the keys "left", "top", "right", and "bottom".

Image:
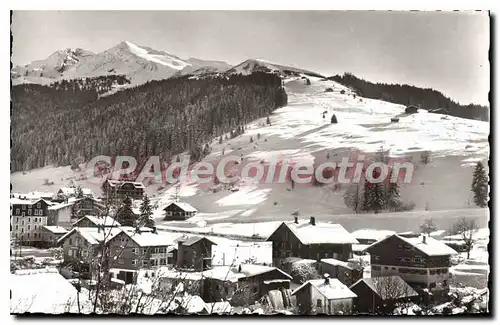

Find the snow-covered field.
[{"left": 11, "top": 74, "right": 490, "bottom": 221}]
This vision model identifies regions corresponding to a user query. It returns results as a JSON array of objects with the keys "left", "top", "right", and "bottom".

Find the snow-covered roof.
[
  {"left": 320, "top": 258, "right": 351, "bottom": 269},
  {"left": 57, "top": 187, "right": 94, "bottom": 196},
  {"left": 74, "top": 215, "right": 121, "bottom": 227},
  {"left": 292, "top": 278, "right": 357, "bottom": 300},
  {"left": 123, "top": 229, "right": 183, "bottom": 247},
  {"left": 42, "top": 226, "right": 68, "bottom": 234},
  {"left": 164, "top": 201, "right": 198, "bottom": 212},
  {"left": 181, "top": 236, "right": 215, "bottom": 247},
  {"left": 10, "top": 198, "right": 36, "bottom": 205},
  {"left": 10, "top": 268, "right": 90, "bottom": 314},
  {"left": 106, "top": 179, "right": 146, "bottom": 189},
  {"left": 48, "top": 201, "right": 75, "bottom": 210},
  {"left": 397, "top": 235, "right": 458, "bottom": 256},
  {"left": 58, "top": 227, "right": 122, "bottom": 246},
  {"left": 352, "top": 244, "right": 370, "bottom": 252},
  {"left": 175, "top": 295, "right": 207, "bottom": 314},
  {"left": 12, "top": 191, "right": 54, "bottom": 200},
  {"left": 365, "top": 234, "right": 458, "bottom": 256},
  {"left": 351, "top": 276, "right": 418, "bottom": 300},
  {"left": 351, "top": 229, "right": 396, "bottom": 241},
  {"left": 156, "top": 268, "right": 204, "bottom": 281},
  {"left": 276, "top": 221, "right": 359, "bottom": 245},
  {"left": 202, "top": 264, "right": 292, "bottom": 282}
]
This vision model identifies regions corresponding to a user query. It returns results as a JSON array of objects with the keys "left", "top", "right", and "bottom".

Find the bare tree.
[
  {"left": 371, "top": 276, "right": 416, "bottom": 315},
  {"left": 453, "top": 217, "right": 479, "bottom": 259},
  {"left": 290, "top": 263, "right": 320, "bottom": 284}
]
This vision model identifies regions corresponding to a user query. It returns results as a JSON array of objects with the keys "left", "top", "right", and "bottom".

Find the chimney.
[
  {"left": 422, "top": 235, "right": 427, "bottom": 244},
  {"left": 323, "top": 273, "right": 330, "bottom": 284},
  {"left": 310, "top": 216, "right": 316, "bottom": 226},
  {"left": 294, "top": 216, "right": 298, "bottom": 224}
]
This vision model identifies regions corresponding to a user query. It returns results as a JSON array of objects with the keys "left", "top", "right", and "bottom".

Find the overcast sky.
[{"left": 12, "top": 11, "right": 489, "bottom": 105}]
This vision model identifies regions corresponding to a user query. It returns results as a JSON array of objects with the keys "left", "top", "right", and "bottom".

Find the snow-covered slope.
[
  {"left": 11, "top": 69, "right": 490, "bottom": 223},
  {"left": 11, "top": 48, "right": 94, "bottom": 84},
  {"left": 226, "top": 59, "right": 325, "bottom": 78}
]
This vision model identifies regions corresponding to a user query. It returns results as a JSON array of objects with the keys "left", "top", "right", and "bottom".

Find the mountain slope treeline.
[
  {"left": 11, "top": 72, "right": 288, "bottom": 172},
  {"left": 329, "top": 73, "right": 489, "bottom": 121}
]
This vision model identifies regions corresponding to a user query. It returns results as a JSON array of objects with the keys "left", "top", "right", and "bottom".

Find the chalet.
[
  {"left": 47, "top": 201, "right": 74, "bottom": 228},
  {"left": 73, "top": 215, "right": 121, "bottom": 228},
  {"left": 53, "top": 187, "right": 94, "bottom": 202},
  {"left": 57, "top": 227, "right": 123, "bottom": 274},
  {"left": 266, "top": 217, "right": 358, "bottom": 268},
  {"left": 102, "top": 180, "right": 145, "bottom": 200},
  {"left": 202, "top": 264, "right": 293, "bottom": 305},
  {"left": 349, "top": 276, "right": 419, "bottom": 314},
  {"left": 292, "top": 275, "right": 357, "bottom": 315},
  {"left": 71, "top": 197, "right": 105, "bottom": 219},
  {"left": 11, "top": 198, "right": 50, "bottom": 246},
  {"left": 177, "top": 236, "right": 216, "bottom": 271},
  {"left": 106, "top": 229, "right": 183, "bottom": 283},
  {"left": 40, "top": 226, "right": 68, "bottom": 247},
  {"left": 163, "top": 201, "right": 198, "bottom": 221},
  {"left": 364, "top": 234, "right": 458, "bottom": 297}
]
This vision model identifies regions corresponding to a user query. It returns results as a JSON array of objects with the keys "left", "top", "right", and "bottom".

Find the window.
[
  {"left": 22, "top": 205, "right": 26, "bottom": 210},
  {"left": 22, "top": 212, "right": 25, "bottom": 217},
  {"left": 132, "top": 259, "right": 137, "bottom": 266},
  {"left": 392, "top": 267, "right": 396, "bottom": 270},
  {"left": 27, "top": 225, "right": 30, "bottom": 230},
  {"left": 15, "top": 225, "right": 18, "bottom": 231},
  {"left": 143, "top": 248, "right": 147, "bottom": 254},
  {"left": 28, "top": 218, "right": 31, "bottom": 223},
  {"left": 324, "top": 252, "right": 329, "bottom": 258},
  {"left": 215, "top": 285, "right": 220, "bottom": 291},
  {"left": 160, "top": 258, "right": 166, "bottom": 265},
  {"left": 15, "top": 209, "right": 20, "bottom": 215},
  {"left": 22, "top": 221, "right": 24, "bottom": 226},
  {"left": 316, "top": 299, "right": 322, "bottom": 308},
  {"left": 142, "top": 260, "right": 148, "bottom": 267},
  {"left": 37, "top": 203, "right": 41, "bottom": 208},
  {"left": 384, "top": 266, "right": 389, "bottom": 270},
  {"left": 38, "top": 210, "right": 43, "bottom": 216},
  {"left": 34, "top": 210, "right": 38, "bottom": 216},
  {"left": 372, "top": 265, "right": 381, "bottom": 271},
  {"left": 132, "top": 248, "right": 138, "bottom": 254},
  {"left": 27, "top": 233, "right": 30, "bottom": 238},
  {"left": 28, "top": 210, "right": 32, "bottom": 216},
  {"left": 68, "top": 250, "right": 73, "bottom": 257}
]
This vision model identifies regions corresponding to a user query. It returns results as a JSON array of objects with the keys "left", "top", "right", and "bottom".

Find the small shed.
[
  {"left": 163, "top": 201, "right": 198, "bottom": 221},
  {"left": 331, "top": 114, "right": 338, "bottom": 124},
  {"left": 391, "top": 117, "right": 400, "bottom": 123}
]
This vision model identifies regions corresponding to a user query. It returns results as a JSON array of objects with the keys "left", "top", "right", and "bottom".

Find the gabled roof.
[
  {"left": 269, "top": 221, "right": 359, "bottom": 245},
  {"left": 73, "top": 215, "right": 121, "bottom": 227},
  {"left": 292, "top": 278, "right": 357, "bottom": 300},
  {"left": 320, "top": 258, "right": 352, "bottom": 270},
  {"left": 57, "top": 187, "right": 94, "bottom": 196},
  {"left": 10, "top": 268, "right": 90, "bottom": 314},
  {"left": 202, "top": 264, "right": 292, "bottom": 282},
  {"left": 365, "top": 234, "right": 458, "bottom": 257},
  {"left": 181, "top": 236, "right": 216, "bottom": 247},
  {"left": 106, "top": 179, "right": 146, "bottom": 189},
  {"left": 57, "top": 227, "right": 122, "bottom": 245},
  {"left": 164, "top": 201, "right": 198, "bottom": 212},
  {"left": 350, "top": 276, "right": 419, "bottom": 300},
  {"left": 121, "top": 229, "right": 183, "bottom": 247},
  {"left": 351, "top": 229, "right": 396, "bottom": 241},
  {"left": 48, "top": 201, "right": 75, "bottom": 211},
  {"left": 42, "top": 226, "right": 68, "bottom": 234},
  {"left": 10, "top": 198, "right": 50, "bottom": 206}
]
